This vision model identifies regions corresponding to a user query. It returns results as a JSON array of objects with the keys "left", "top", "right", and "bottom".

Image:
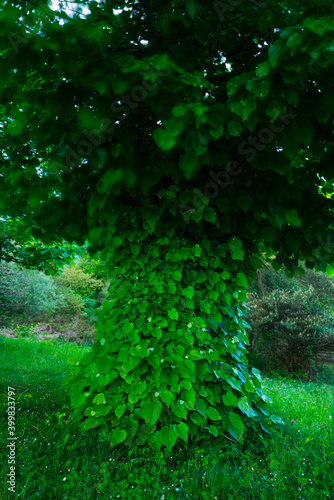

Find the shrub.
[
  {"left": 0, "top": 261, "right": 85, "bottom": 326},
  {"left": 54, "top": 265, "right": 104, "bottom": 297},
  {"left": 76, "top": 254, "right": 109, "bottom": 280},
  {"left": 246, "top": 284, "right": 334, "bottom": 378}
]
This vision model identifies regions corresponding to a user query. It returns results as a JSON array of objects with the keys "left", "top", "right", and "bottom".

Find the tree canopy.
[
  {"left": 1, "top": 0, "right": 334, "bottom": 449},
  {"left": 0, "top": 216, "right": 78, "bottom": 272}
]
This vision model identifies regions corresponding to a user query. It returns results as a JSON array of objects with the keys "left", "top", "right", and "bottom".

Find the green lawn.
[{"left": 0, "top": 338, "right": 333, "bottom": 499}]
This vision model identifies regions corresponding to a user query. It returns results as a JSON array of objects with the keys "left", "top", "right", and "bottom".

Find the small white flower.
[
  {"left": 155, "top": 392, "right": 159, "bottom": 397},
  {"left": 63, "top": 478, "right": 66, "bottom": 481},
  {"left": 96, "top": 374, "right": 100, "bottom": 377},
  {"left": 160, "top": 359, "right": 164, "bottom": 363}
]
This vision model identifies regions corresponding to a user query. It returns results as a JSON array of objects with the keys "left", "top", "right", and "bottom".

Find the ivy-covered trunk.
[
  {"left": 64, "top": 221, "right": 279, "bottom": 450},
  {"left": 4, "top": 0, "right": 334, "bottom": 452}
]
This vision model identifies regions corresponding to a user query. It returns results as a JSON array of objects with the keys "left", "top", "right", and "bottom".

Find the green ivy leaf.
[
  {"left": 238, "top": 397, "right": 257, "bottom": 418},
  {"left": 203, "top": 207, "right": 217, "bottom": 224},
  {"left": 160, "top": 390, "right": 175, "bottom": 407},
  {"left": 160, "top": 425, "right": 177, "bottom": 450},
  {"left": 286, "top": 209, "right": 301, "bottom": 227},
  {"left": 188, "top": 349, "right": 204, "bottom": 361},
  {"left": 256, "top": 61, "right": 270, "bottom": 78},
  {"left": 171, "top": 401, "right": 188, "bottom": 419},
  {"left": 207, "top": 406, "right": 221, "bottom": 420},
  {"left": 93, "top": 393, "right": 106, "bottom": 406},
  {"left": 122, "top": 323, "right": 134, "bottom": 334},
  {"left": 227, "top": 119, "right": 242, "bottom": 136},
  {"left": 268, "top": 40, "right": 284, "bottom": 67},
  {"left": 196, "top": 271, "right": 207, "bottom": 283},
  {"left": 195, "top": 398, "right": 207, "bottom": 418},
  {"left": 182, "top": 286, "right": 194, "bottom": 299},
  {"left": 208, "top": 272, "right": 220, "bottom": 285},
  {"left": 110, "top": 429, "right": 127, "bottom": 448},
  {"left": 208, "top": 425, "right": 218, "bottom": 437},
  {"left": 270, "top": 414, "right": 284, "bottom": 425},
  {"left": 153, "top": 129, "right": 176, "bottom": 151},
  {"left": 231, "top": 248, "right": 244, "bottom": 260},
  {"left": 115, "top": 405, "right": 126, "bottom": 418},
  {"left": 223, "top": 392, "right": 238, "bottom": 407},
  {"left": 236, "top": 273, "right": 247, "bottom": 288},
  {"left": 227, "top": 412, "right": 245, "bottom": 441},
  {"left": 171, "top": 270, "right": 182, "bottom": 281},
  {"left": 168, "top": 309, "right": 179, "bottom": 320},
  {"left": 176, "top": 422, "right": 189, "bottom": 442},
  {"left": 179, "top": 152, "right": 197, "bottom": 180},
  {"left": 140, "top": 400, "right": 163, "bottom": 426}
]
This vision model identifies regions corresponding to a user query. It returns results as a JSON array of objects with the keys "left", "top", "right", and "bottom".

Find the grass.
[{"left": 0, "top": 337, "right": 333, "bottom": 500}]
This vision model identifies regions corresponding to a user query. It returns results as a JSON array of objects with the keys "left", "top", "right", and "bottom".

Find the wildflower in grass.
[{"left": 291, "top": 420, "right": 296, "bottom": 424}]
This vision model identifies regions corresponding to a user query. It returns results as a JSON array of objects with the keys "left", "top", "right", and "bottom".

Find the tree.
[
  {"left": 0, "top": 216, "right": 78, "bottom": 272},
  {"left": 1, "top": 0, "right": 334, "bottom": 449}
]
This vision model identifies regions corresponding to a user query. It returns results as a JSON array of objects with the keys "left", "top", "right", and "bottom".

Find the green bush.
[
  {"left": 54, "top": 263, "right": 107, "bottom": 321},
  {"left": 54, "top": 265, "right": 104, "bottom": 297},
  {"left": 0, "top": 261, "right": 85, "bottom": 326},
  {"left": 246, "top": 266, "right": 334, "bottom": 378},
  {"left": 76, "top": 254, "right": 109, "bottom": 280}
]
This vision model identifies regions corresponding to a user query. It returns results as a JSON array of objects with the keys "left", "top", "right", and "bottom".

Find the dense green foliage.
[
  {"left": 247, "top": 289, "right": 334, "bottom": 378},
  {"left": 76, "top": 253, "right": 109, "bottom": 280},
  {"left": 55, "top": 265, "right": 104, "bottom": 297},
  {"left": 0, "top": 256, "right": 108, "bottom": 341},
  {"left": 0, "top": 262, "right": 82, "bottom": 326},
  {"left": 2, "top": 0, "right": 334, "bottom": 449},
  {"left": 247, "top": 264, "right": 334, "bottom": 378},
  {"left": 1, "top": 338, "right": 333, "bottom": 499},
  {"left": 0, "top": 216, "right": 78, "bottom": 272}
]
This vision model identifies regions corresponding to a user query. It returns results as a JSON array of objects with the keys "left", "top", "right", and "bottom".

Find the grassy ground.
[{"left": 0, "top": 338, "right": 333, "bottom": 500}]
